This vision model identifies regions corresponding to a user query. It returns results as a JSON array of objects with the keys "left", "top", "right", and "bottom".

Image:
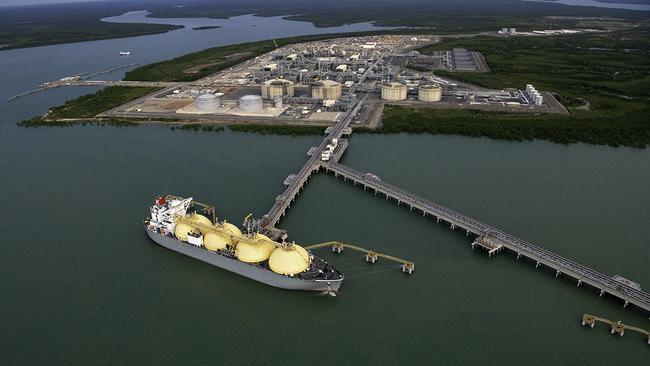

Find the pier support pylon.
[
  {"left": 365, "top": 252, "right": 378, "bottom": 263},
  {"left": 581, "top": 314, "right": 596, "bottom": 328},
  {"left": 402, "top": 262, "right": 415, "bottom": 274},
  {"left": 611, "top": 322, "right": 625, "bottom": 336}
]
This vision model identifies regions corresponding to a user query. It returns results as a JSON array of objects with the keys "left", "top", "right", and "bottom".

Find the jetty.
[
  {"left": 257, "top": 83, "right": 650, "bottom": 314},
  {"left": 581, "top": 313, "right": 650, "bottom": 344}
]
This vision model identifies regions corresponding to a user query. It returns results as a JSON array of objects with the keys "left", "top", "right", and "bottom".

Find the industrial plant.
[{"left": 95, "top": 34, "right": 565, "bottom": 126}]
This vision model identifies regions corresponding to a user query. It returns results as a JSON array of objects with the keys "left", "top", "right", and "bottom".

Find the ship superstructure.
[{"left": 144, "top": 195, "right": 343, "bottom": 292}]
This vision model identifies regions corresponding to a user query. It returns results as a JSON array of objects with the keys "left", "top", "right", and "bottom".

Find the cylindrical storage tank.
[
  {"left": 196, "top": 93, "right": 221, "bottom": 112},
  {"left": 239, "top": 95, "right": 263, "bottom": 112},
  {"left": 261, "top": 79, "right": 294, "bottom": 99},
  {"left": 310, "top": 82, "right": 325, "bottom": 99},
  {"left": 268, "top": 83, "right": 284, "bottom": 98},
  {"left": 235, "top": 233, "right": 278, "bottom": 263},
  {"left": 322, "top": 80, "right": 342, "bottom": 99},
  {"left": 311, "top": 80, "right": 341, "bottom": 99},
  {"left": 418, "top": 84, "right": 442, "bottom": 102},
  {"left": 269, "top": 244, "right": 311, "bottom": 275},
  {"left": 381, "top": 82, "right": 407, "bottom": 101}
]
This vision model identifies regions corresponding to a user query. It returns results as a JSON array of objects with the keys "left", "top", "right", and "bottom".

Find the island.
[{"left": 192, "top": 26, "right": 221, "bottom": 31}]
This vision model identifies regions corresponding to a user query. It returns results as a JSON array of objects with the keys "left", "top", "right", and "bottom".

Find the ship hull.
[{"left": 145, "top": 229, "right": 343, "bottom": 292}]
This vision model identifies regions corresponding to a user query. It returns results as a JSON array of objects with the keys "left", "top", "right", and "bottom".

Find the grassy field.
[
  {"left": 18, "top": 86, "right": 159, "bottom": 127},
  {"left": 124, "top": 32, "right": 384, "bottom": 82},
  {"left": 46, "top": 86, "right": 159, "bottom": 119},
  {"left": 358, "top": 106, "right": 650, "bottom": 148},
  {"left": 418, "top": 30, "right": 650, "bottom": 114}
]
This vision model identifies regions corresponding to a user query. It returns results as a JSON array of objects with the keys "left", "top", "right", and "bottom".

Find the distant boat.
[{"left": 119, "top": 51, "right": 131, "bottom": 56}]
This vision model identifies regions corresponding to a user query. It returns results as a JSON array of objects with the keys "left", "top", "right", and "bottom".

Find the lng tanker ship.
[{"left": 144, "top": 195, "right": 344, "bottom": 292}]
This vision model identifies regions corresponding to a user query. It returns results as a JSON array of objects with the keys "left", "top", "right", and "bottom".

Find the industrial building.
[
  {"left": 498, "top": 28, "right": 517, "bottom": 35},
  {"left": 99, "top": 34, "right": 559, "bottom": 126},
  {"left": 452, "top": 48, "right": 478, "bottom": 71},
  {"left": 525, "top": 84, "right": 544, "bottom": 106}
]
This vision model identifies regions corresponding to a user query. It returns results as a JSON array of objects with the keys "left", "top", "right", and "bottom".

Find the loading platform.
[
  {"left": 305, "top": 241, "right": 415, "bottom": 273},
  {"left": 581, "top": 313, "right": 650, "bottom": 344}
]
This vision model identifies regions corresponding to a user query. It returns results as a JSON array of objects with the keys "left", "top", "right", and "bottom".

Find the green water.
[{"left": 1, "top": 125, "right": 648, "bottom": 365}]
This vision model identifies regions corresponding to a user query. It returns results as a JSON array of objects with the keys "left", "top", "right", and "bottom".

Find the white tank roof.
[{"left": 197, "top": 93, "right": 217, "bottom": 100}]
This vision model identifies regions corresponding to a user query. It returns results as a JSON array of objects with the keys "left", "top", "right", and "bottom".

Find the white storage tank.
[
  {"left": 239, "top": 95, "right": 263, "bottom": 112},
  {"left": 381, "top": 82, "right": 408, "bottom": 101},
  {"left": 196, "top": 93, "right": 221, "bottom": 112},
  {"left": 418, "top": 84, "right": 442, "bottom": 102}
]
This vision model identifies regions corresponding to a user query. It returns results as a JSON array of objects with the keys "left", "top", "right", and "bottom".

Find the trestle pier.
[
  {"left": 323, "top": 162, "right": 650, "bottom": 313},
  {"left": 260, "top": 97, "right": 362, "bottom": 232}
]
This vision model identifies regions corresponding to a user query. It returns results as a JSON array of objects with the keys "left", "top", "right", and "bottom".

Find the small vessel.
[
  {"left": 144, "top": 195, "right": 344, "bottom": 292},
  {"left": 119, "top": 51, "right": 131, "bottom": 56}
]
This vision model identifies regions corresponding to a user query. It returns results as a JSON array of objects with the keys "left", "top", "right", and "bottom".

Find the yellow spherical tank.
[
  {"left": 174, "top": 213, "right": 211, "bottom": 241},
  {"left": 269, "top": 244, "right": 311, "bottom": 275},
  {"left": 204, "top": 232, "right": 231, "bottom": 251},
  {"left": 235, "top": 234, "right": 278, "bottom": 263},
  {"left": 204, "top": 221, "right": 243, "bottom": 251},
  {"left": 189, "top": 213, "right": 212, "bottom": 227},
  {"left": 222, "top": 222, "right": 243, "bottom": 237},
  {"left": 174, "top": 222, "right": 197, "bottom": 241}
]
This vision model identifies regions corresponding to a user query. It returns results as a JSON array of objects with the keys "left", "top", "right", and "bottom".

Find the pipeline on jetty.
[{"left": 581, "top": 313, "right": 650, "bottom": 344}]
